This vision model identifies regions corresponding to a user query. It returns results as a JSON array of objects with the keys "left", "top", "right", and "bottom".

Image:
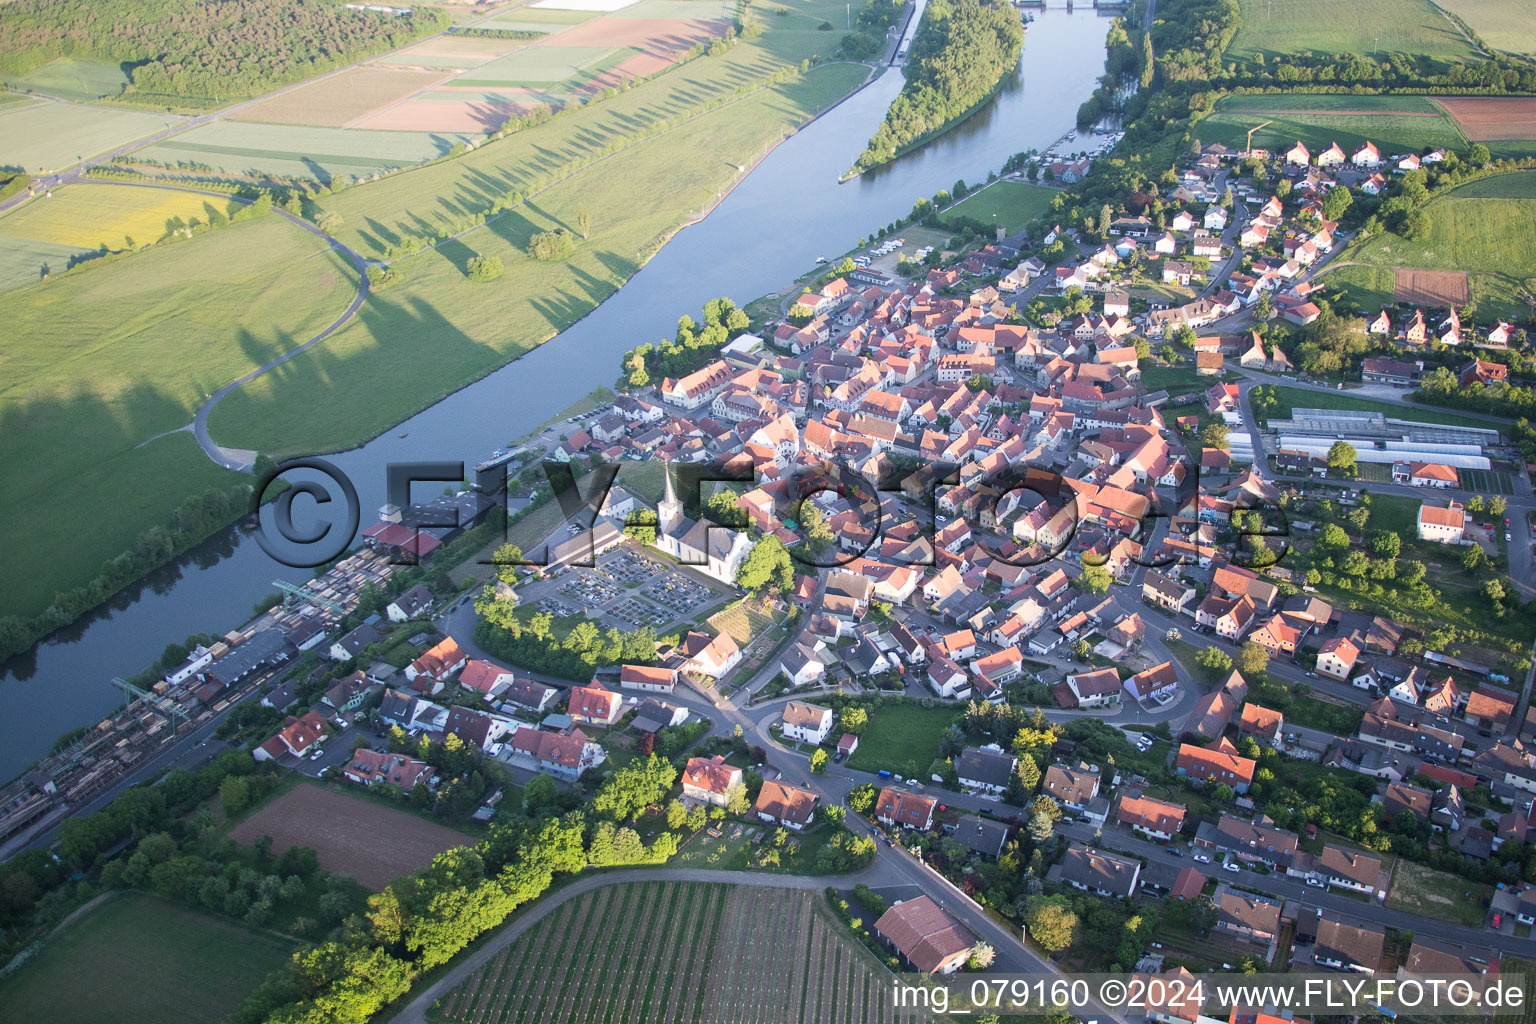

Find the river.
[{"left": 0, "top": 6, "right": 1112, "bottom": 779}]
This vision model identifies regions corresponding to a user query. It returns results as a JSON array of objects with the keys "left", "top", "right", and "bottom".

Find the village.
[{"left": 5, "top": 125, "right": 1536, "bottom": 1011}]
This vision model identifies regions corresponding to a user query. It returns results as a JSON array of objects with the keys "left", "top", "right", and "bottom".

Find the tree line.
[{"left": 0, "top": 0, "right": 448, "bottom": 105}]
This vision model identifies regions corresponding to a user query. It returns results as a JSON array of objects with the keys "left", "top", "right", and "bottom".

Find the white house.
[{"left": 781, "top": 701, "right": 833, "bottom": 745}]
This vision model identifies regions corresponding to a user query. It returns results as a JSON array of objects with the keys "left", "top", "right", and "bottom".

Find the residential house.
[
  {"left": 1117, "top": 794, "right": 1187, "bottom": 841},
  {"left": 1417, "top": 501, "right": 1466, "bottom": 543},
  {"left": 1043, "top": 763, "right": 1102, "bottom": 812},
  {"left": 567, "top": 684, "right": 623, "bottom": 727},
  {"left": 1319, "top": 844, "right": 1383, "bottom": 895},
  {"left": 873, "top": 896, "right": 975, "bottom": 975},
  {"left": 781, "top": 701, "right": 834, "bottom": 745},
  {"left": 1059, "top": 842, "right": 1142, "bottom": 897},
  {"left": 876, "top": 788, "right": 938, "bottom": 830},
  {"left": 1314, "top": 915, "right": 1385, "bottom": 974},
  {"left": 343, "top": 749, "right": 432, "bottom": 791},
  {"left": 956, "top": 746, "right": 1017, "bottom": 796},
  {"left": 754, "top": 780, "right": 819, "bottom": 830},
  {"left": 681, "top": 755, "right": 744, "bottom": 807},
  {"left": 1177, "top": 738, "right": 1256, "bottom": 792}
]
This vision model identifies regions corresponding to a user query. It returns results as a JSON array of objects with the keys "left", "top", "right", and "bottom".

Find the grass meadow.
[
  {"left": 1334, "top": 171, "right": 1536, "bottom": 321},
  {"left": 0, "top": 98, "right": 184, "bottom": 174},
  {"left": 0, "top": 184, "right": 235, "bottom": 250},
  {"left": 0, "top": 235, "right": 96, "bottom": 292},
  {"left": 1197, "top": 94, "right": 1469, "bottom": 158},
  {"left": 206, "top": 58, "right": 868, "bottom": 455},
  {"left": 0, "top": 892, "right": 295, "bottom": 1024},
  {"left": 0, "top": 57, "right": 130, "bottom": 102},
  {"left": 0, "top": 215, "right": 356, "bottom": 618},
  {"left": 845, "top": 704, "right": 960, "bottom": 779},
  {"left": 941, "top": 179, "right": 1057, "bottom": 232},
  {"left": 1225, "top": 0, "right": 1480, "bottom": 63},
  {"left": 1268, "top": 386, "right": 1506, "bottom": 433},
  {"left": 1434, "top": 0, "right": 1535, "bottom": 53}
]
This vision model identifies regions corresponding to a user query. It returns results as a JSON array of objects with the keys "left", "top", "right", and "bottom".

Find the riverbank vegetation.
[{"left": 847, "top": 0, "right": 1024, "bottom": 176}]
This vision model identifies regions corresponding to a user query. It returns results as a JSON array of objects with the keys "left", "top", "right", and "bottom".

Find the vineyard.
[{"left": 435, "top": 881, "right": 911, "bottom": 1024}]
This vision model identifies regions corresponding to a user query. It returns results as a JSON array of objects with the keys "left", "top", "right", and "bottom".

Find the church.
[{"left": 655, "top": 467, "right": 753, "bottom": 586}]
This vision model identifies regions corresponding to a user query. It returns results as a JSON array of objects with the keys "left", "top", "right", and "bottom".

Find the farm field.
[
  {"left": 436, "top": 881, "right": 905, "bottom": 1024},
  {"left": 0, "top": 98, "right": 184, "bottom": 175},
  {"left": 941, "top": 179, "right": 1057, "bottom": 232},
  {"left": 1433, "top": 96, "right": 1536, "bottom": 159},
  {"left": 231, "top": 66, "right": 452, "bottom": 127},
  {"left": 133, "top": 121, "right": 480, "bottom": 185},
  {"left": 1225, "top": 0, "right": 1480, "bottom": 63},
  {"left": 205, "top": 57, "right": 868, "bottom": 455},
  {"left": 230, "top": 783, "right": 468, "bottom": 889},
  {"left": 1331, "top": 171, "right": 1536, "bottom": 322},
  {"left": 377, "top": 35, "right": 530, "bottom": 70},
  {"left": 1197, "top": 94, "right": 1469, "bottom": 159},
  {"left": 844, "top": 704, "right": 959, "bottom": 779},
  {"left": 0, "top": 184, "right": 233, "bottom": 251},
  {"left": 1434, "top": 0, "right": 1535, "bottom": 53},
  {"left": 0, "top": 56, "right": 130, "bottom": 102},
  {"left": 0, "top": 214, "right": 354, "bottom": 619},
  {"left": 0, "top": 892, "right": 295, "bottom": 1024}
]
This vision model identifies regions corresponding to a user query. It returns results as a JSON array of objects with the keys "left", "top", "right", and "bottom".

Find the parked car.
[
  {"left": 1223, "top": 858, "right": 1241, "bottom": 874},
  {"left": 1193, "top": 851, "right": 1212, "bottom": 863}
]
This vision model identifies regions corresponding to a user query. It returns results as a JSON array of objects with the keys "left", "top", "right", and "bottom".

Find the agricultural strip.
[
  {"left": 0, "top": 892, "right": 295, "bottom": 1024},
  {"left": 0, "top": 213, "right": 355, "bottom": 620},
  {"left": 0, "top": 56, "right": 131, "bottom": 103},
  {"left": 131, "top": 121, "right": 480, "bottom": 184},
  {"left": 1433, "top": 96, "right": 1536, "bottom": 158},
  {"left": 0, "top": 98, "right": 185, "bottom": 174},
  {"left": 229, "top": 782, "right": 469, "bottom": 889},
  {"left": 205, "top": 59, "right": 869, "bottom": 455},
  {"left": 230, "top": 66, "right": 451, "bottom": 127},
  {"left": 1225, "top": 0, "right": 1479, "bottom": 63}
]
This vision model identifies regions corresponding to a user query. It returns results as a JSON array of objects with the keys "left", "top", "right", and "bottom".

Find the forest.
[
  {"left": 848, "top": 0, "right": 1024, "bottom": 175},
  {"left": 0, "top": 0, "right": 448, "bottom": 105}
]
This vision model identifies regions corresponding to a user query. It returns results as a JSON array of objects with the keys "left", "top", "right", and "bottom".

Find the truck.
[{"left": 878, "top": 769, "right": 893, "bottom": 779}]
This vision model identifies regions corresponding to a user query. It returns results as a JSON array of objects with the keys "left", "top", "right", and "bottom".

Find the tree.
[
  {"left": 736, "top": 536, "right": 794, "bottom": 593},
  {"left": 1210, "top": 782, "right": 1235, "bottom": 805},
  {"left": 315, "top": 209, "right": 343, "bottom": 234},
  {"left": 1327, "top": 441, "right": 1358, "bottom": 477},
  {"left": 848, "top": 783, "right": 877, "bottom": 815},
  {"left": 786, "top": 303, "right": 815, "bottom": 326},
  {"left": 968, "top": 942, "right": 997, "bottom": 970},
  {"left": 725, "top": 781, "right": 751, "bottom": 815},
  {"left": 1195, "top": 645, "right": 1233, "bottom": 679},
  {"left": 1318, "top": 523, "right": 1351, "bottom": 551},
  {"left": 840, "top": 707, "right": 869, "bottom": 735},
  {"left": 809, "top": 748, "right": 829, "bottom": 773},
  {"left": 527, "top": 229, "right": 577, "bottom": 261},
  {"left": 1489, "top": 496, "right": 1508, "bottom": 518},
  {"left": 1201, "top": 421, "right": 1230, "bottom": 451},
  {"left": 1023, "top": 895, "right": 1078, "bottom": 953},
  {"left": 523, "top": 773, "right": 557, "bottom": 813},
  {"left": 1235, "top": 642, "right": 1269, "bottom": 677},
  {"left": 1027, "top": 811, "right": 1055, "bottom": 842},
  {"left": 1077, "top": 564, "right": 1112, "bottom": 595},
  {"left": 1368, "top": 531, "right": 1401, "bottom": 559},
  {"left": 1071, "top": 637, "right": 1091, "bottom": 660},
  {"left": 1321, "top": 184, "right": 1352, "bottom": 222},
  {"left": 577, "top": 205, "right": 590, "bottom": 240},
  {"left": 465, "top": 254, "right": 504, "bottom": 281}
]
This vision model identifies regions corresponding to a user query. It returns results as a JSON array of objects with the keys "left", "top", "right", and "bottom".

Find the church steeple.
[{"left": 657, "top": 462, "right": 683, "bottom": 527}]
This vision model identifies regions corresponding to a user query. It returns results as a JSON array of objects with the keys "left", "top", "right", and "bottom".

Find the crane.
[
  {"left": 1245, "top": 120, "right": 1273, "bottom": 157},
  {"left": 110, "top": 677, "right": 193, "bottom": 737},
  {"left": 272, "top": 578, "right": 347, "bottom": 616}
]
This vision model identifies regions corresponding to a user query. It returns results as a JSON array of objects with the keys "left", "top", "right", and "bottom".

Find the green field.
[
  {"left": 1269, "top": 386, "right": 1506, "bottom": 433},
  {"left": 132, "top": 121, "right": 480, "bottom": 183},
  {"left": 455, "top": 45, "right": 628, "bottom": 87},
  {"left": 1384, "top": 859, "right": 1494, "bottom": 927},
  {"left": 1198, "top": 94, "right": 1469, "bottom": 159},
  {"left": 1333, "top": 171, "right": 1536, "bottom": 321},
  {"left": 0, "top": 98, "right": 184, "bottom": 174},
  {"left": 940, "top": 179, "right": 1057, "bottom": 233},
  {"left": 0, "top": 892, "right": 295, "bottom": 1024},
  {"left": 0, "top": 214, "right": 356, "bottom": 618},
  {"left": 1, "top": 57, "right": 130, "bottom": 102},
  {"left": 844, "top": 703, "right": 960, "bottom": 778},
  {"left": 436, "top": 881, "right": 901, "bottom": 1024},
  {"left": 1435, "top": 0, "right": 1535, "bottom": 53},
  {"left": 1226, "top": 0, "right": 1480, "bottom": 63},
  {"left": 0, "top": 235, "right": 96, "bottom": 292},
  {"left": 206, "top": 59, "right": 868, "bottom": 456}
]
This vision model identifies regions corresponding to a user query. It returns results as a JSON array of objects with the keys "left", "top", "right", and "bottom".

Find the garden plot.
[
  {"left": 230, "top": 783, "right": 466, "bottom": 889},
  {"left": 231, "top": 66, "right": 450, "bottom": 127}
]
